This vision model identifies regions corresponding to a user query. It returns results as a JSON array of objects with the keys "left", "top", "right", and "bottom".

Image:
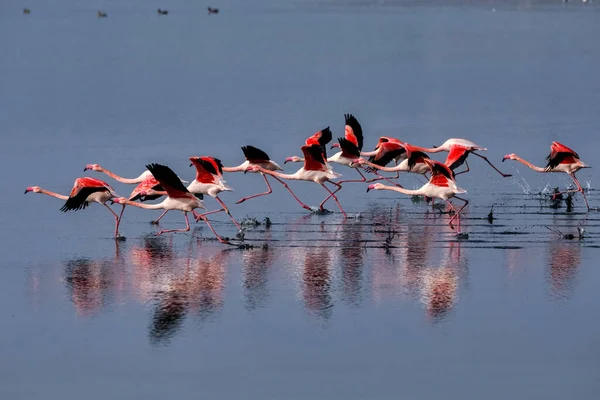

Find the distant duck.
[
  {"left": 23, "top": 8, "right": 31, "bottom": 14},
  {"left": 207, "top": 7, "right": 219, "bottom": 14},
  {"left": 97, "top": 10, "right": 107, "bottom": 18},
  {"left": 157, "top": 8, "right": 169, "bottom": 15}
]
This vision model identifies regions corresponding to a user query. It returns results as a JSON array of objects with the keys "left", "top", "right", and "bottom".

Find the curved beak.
[
  {"left": 330, "top": 143, "right": 340, "bottom": 149},
  {"left": 24, "top": 188, "right": 31, "bottom": 194},
  {"left": 189, "top": 163, "right": 193, "bottom": 167},
  {"left": 366, "top": 184, "right": 376, "bottom": 193},
  {"left": 284, "top": 157, "right": 292, "bottom": 164}
]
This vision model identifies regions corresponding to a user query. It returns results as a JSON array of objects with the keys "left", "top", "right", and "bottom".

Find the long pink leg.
[
  {"left": 337, "top": 168, "right": 367, "bottom": 185},
  {"left": 552, "top": 173, "right": 591, "bottom": 211},
  {"left": 215, "top": 196, "right": 241, "bottom": 229},
  {"left": 448, "top": 196, "right": 469, "bottom": 232},
  {"left": 269, "top": 175, "right": 312, "bottom": 211},
  {"left": 321, "top": 181, "right": 347, "bottom": 218},
  {"left": 104, "top": 203, "right": 122, "bottom": 237},
  {"left": 197, "top": 215, "right": 230, "bottom": 244},
  {"left": 151, "top": 210, "right": 169, "bottom": 224},
  {"left": 319, "top": 181, "right": 343, "bottom": 210},
  {"left": 471, "top": 151, "right": 512, "bottom": 177},
  {"left": 156, "top": 212, "right": 190, "bottom": 236},
  {"left": 236, "top": 173, "right": 272, "bottom": 204}
]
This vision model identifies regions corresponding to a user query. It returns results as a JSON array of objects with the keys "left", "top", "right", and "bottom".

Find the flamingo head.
[
  {"left": 111, "top": 197, "right": 127, "bottom": 205},
  {"left": 330, "top": 143, "right": 340, "bottom": 149},
  {"left": 502, "top": 154, "right": 517, "bottom": 162},
  {"left": 366, "top": 183, "right": 384, "bottom": 192},
  {"left": 24, "top": 186, "right": 41, "bottom": 194},
  {"left": 244, "top": 165, "right": 260, "bottom": 174},
  {"left": 284, "top": 156, "right": 302, "bottom": 164},
  {"left": 84, "top": 164, "right": 101, "bottom": 172},
  {"left": 189, "top": 156, "right": 200, "bottom": 167}
]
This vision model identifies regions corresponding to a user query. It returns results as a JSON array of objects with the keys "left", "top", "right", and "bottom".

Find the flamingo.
[
  {"left": 246, "top": 144, "right": 347, "bottom": 217},
  {"left": 327, "top": 114, "right": 369, "bottom": 184},
  {"left": 412, "top": 138, "right": 512, "bottom": 177},
  {"left": 25, "top": 177, "right": 123, "bottom": 238},
  {"left": 366, "top": 159, "right": 469, "bottom": 233},
  {"left": 221, "top": 145, "right": 288, "bottom": 204},
  {"left": 352, "top": 142, "right": 431, "bottom": 177},
  {"left": 502, "top": 141, "right": 591, "bottom": 211},
  {"left": 284, "top": 127, "right": 333, "bottom": 164},
  {"left": 112, "top": 163, "right": 228, "bottom": 242},
  {"left": 144, "top": 157, "right": 240, "bottom": 228},
  {"left": 83, "top": 164, "right": 154, "bottom": 184}
]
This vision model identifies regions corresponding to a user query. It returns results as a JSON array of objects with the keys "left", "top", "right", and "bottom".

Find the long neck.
[
  {"left": 39, "top": 189, "right": 69, "bottom": 200},
  {"left": 513, "top": 156, "right": 546, "bottom": 172},
  {"left": 120, "top": 199, "right": 165, "bottom": 210},
  {"left": 413, "top": 146, "right": 443, "bottom": 153},
  {"left": 100, "top": 168, "right": 145, "bottom": 184},
  {"left": 258, "top": 167, "right": 299, "bottom": 180},
  {"left": 360, "top": 150, "right": 377, "bottom": 157},
  {"left": 379, "top": 186, "right": 423, "bottom": 196},
  {"left": 222, "top": 164, "right": 245, "bottom": 173},
  {"left": 363, "top": 160, "right": 402, "bottom": 172}
]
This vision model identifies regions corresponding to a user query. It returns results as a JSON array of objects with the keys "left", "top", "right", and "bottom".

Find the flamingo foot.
[
  {"left": 235, "top": 198, "right": 246, "bottom": 204},
  {"left": 456, "top": 232, "right": 469, "bottom": 239},
  {"left": 150, "top": 220, "right": 160, "bottom": 225},
  {"left": 115, "top": 235, "right": 126, "bottom": 241}
]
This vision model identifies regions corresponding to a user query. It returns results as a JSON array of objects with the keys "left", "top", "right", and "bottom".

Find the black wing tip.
[
  {"left": 338, "top": 137, "right": 360, "bottom": 158},
  {"left": 241, "top": 145, "right": 271, "bottom": 161}
]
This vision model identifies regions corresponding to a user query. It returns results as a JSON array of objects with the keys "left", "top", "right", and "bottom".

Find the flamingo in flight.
[
  {"left": 412, "top": 138, "right": 512, "bottom": 177},
  {"left": 221, "top": 145, "right": 288, "bottom": 204},
  {"left": 367, "top": 159, "right": 469, "bottom": 233},
  {"left": 502, "top": 141, "right": 591, "bottom": 211},
  {"left": 247, "top": 144, "right": 347, "bottom": 217},
  {"left": 25, "top": 177, "right": 123, "bottom": 238},
  {"left": 113, "top": 163, "right": 229, "bottom": 242},
  {"left": 143, "top": 157, "right": 241, "bottom": 229}
]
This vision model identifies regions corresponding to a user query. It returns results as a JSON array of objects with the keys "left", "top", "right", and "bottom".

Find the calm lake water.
[{"left": 1, "top": 1, "right": 600, "bottom": 398}]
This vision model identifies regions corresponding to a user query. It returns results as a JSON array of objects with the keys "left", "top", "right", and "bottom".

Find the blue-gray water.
[{"left": 2, "top": 1, "right": 600, "bottom": 398}]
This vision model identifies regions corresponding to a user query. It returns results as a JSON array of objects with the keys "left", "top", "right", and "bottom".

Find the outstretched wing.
[
  {"left": 306, "top": 127, "right": 332, "bottom": 159},
  {"left": 407, "top": 150, "right": 430, "bottom": 171},
  {"left": 146, "top": 163, "right": 190, "bottom": 198},
  {"left": 547, "top": 142, "right": 580, "bottom": 169},
  {"left": 344, "top": 114, "right": 363, "bottom": 151},
  {"left": 338, "top": 137, "right": 360, "bottom": 159},
  {"left": 301, "top": 144, "right": 327, "bottom": 171},
  {"left": 445, "top": 145, "right": 470, "bottom": 171},
  {"left": 241, "top": 145, "right": 271, "bottom": 163}
]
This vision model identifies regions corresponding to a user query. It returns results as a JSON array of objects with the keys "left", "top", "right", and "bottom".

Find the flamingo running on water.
[
  {"left": 367, "top": 159, "right": 469, "bottom": 233},
  {"left": 412, "top": 138, "right": 512, "bottom": 177},
  {"left": 84, "top": 163, "right": 190, "bottom": 224},
  {"left": 327, "top": 114, "right": 369, "bottom": 184},
  {"left": 143, "top": 157, "right": 240, "bottom": 228},
  {"left": 352, "top": 142, "right": 431, "bottom": 178},
  {"left": 502, "top": 141, "right": 591, "bottom": 211},
  {"left": 247, "top": 144, "right": 347, "bottom": 217},
  {"left": 221, "top": 145, "right": 287, "bottom": 204},
  {"left": 284, "top": 127, "right": 333, "bottom": 164},
  {"left": 25, "top": 177, "right": 123, "bottom": 238},
  {"left": 112, "top": 164, "right": 229, "bottom": 242}
]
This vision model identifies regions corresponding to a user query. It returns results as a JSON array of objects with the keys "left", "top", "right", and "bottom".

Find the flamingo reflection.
[{"left": 242, "top": 245, "right": 276, "bottom": 311}]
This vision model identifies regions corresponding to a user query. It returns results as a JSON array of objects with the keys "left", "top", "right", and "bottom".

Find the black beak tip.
[
  {"left": 24, "top": 190, "right": 27, "bottom": 194},
  {"left": 189, "top": 163, "right": 193, "bottom": 167},
  {"left": 366, "top": 188, "right": 371, "bottom": 193},
  {"left": 501, "top": 158, "right": 506, "bottom": 163}
]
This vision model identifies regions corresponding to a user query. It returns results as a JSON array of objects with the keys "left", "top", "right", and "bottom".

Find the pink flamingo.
[
  {"left": 84, "top": 164, "right": 153, "bottom": 184},
  {"left": 327, "top": 114, "right": 369, "bottom": 184},
  {"left": 502, "top": 141, "right": 591, "bottom": 211},
  {"left": 112, "top": 163, "right": 229, "bottom": 242},
  {"left": 284, "top": 127, "right": 333, "bottom": 164},
  {"left": 247, "top": 144, "right": 347, "bottom": 218},
  {"left": 25, "top": 177, "right": 123, "bottom": 238},
  {"left": 412, "top": 138, "right": 512, "bottom": 177},
  {"left": 367, "top": 159, "right": 469, "bottom": 233},
  {"left": 221, "top": 145, "right": 287, "bottom": 204},
  {"left": 352, "top": 143, "right": 431, "bottom": 177},
  {"left": 142, "top": 157, "right": 240, "bottom": 228},
  {"left": 360, "top": 137, "right": 408, "bottom": 183}
]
